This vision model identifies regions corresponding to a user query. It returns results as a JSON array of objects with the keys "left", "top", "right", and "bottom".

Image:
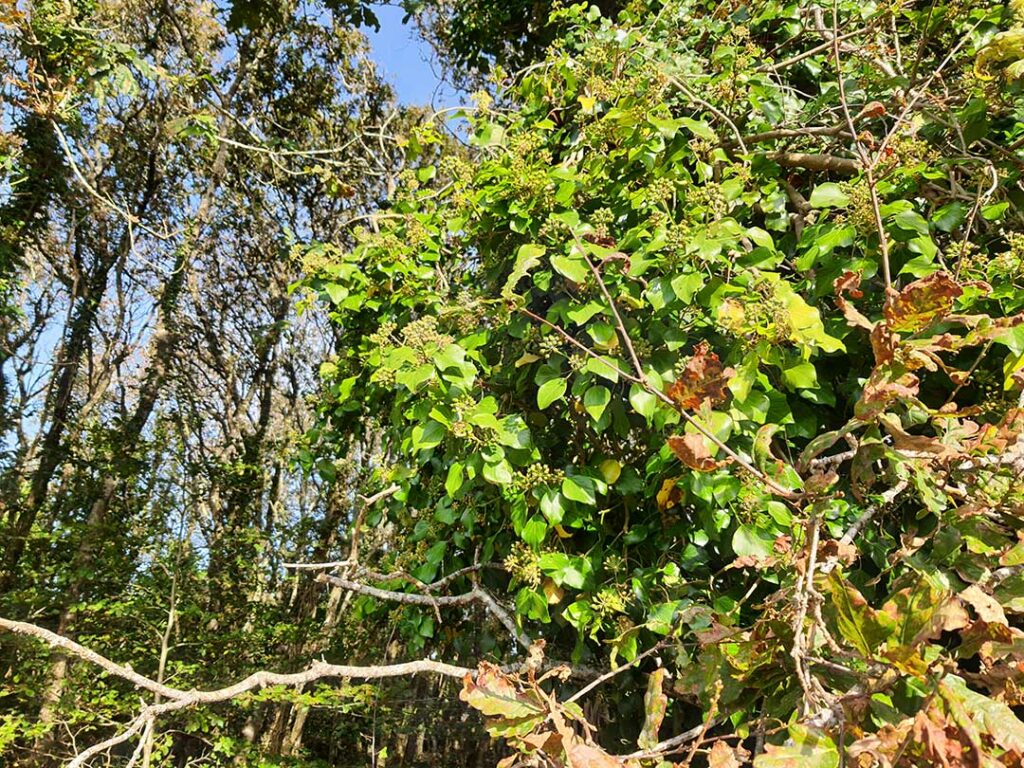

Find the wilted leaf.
[
  {"left": 847, "top": 720, "right": 912, "bottom": 768},
  {"left": 826, "top": 571, "right": 896, "bottom": 657},
  {"left": 881, "top": 574, "right": 949, "bottom": 649},
  {"left": 668, "top": 433, "right": 727, "bottom": 472},
  {"left": 709, "top": 740, "right": 749, "bottom": 768},
  {"left": 754, "top": 725, "right": 839, "bottom": 768},
  {"left": 665, "top": 342, "right": 735, "bottom": 410},
  {"left": 941, "top": 675, "right": 1024, "bottom": 753},
  {"left": 855, "top": 365, "right": 920, "bottom": 419},
  {"left": 959, "top": 585, "right": 1008, "bottom": 626},
  {"left": 818, "top": 539, "right": 858, "bottom": 566},
  {"left": 656, "top": 477, "right": 682, "bottom": 511},
  {"left": 566, "top": 742, "right": 623, "bottom": 767},
  {"left": 542, "top": 578, "right": 565, "bottom": 605},
  {"left": 883, "top": 272, "right": 963, "bottom": 333},
  {"left": 912, "top": 708, "right": 963, "bottom": 768},
  {"left": 460, "top": 663, "right": 545, "bottom": 719},
  {"left": 637, "top": 668, "right": 668, "bottom": 750}
]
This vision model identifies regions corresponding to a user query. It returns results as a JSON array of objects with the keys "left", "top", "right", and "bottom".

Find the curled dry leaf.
[
  {"left": 912, "top": 708, "right": 963, "bottom": 768},
  {"left": 566, "top": 742, "right": 623, "bottom": 768},
  {"left": 459, "top": 662, "right": 544, "bottom": 719},
  {"left": 668, "top": 434, "right": 728, "bottom": 472},
  {"left": 819, "top": 539, "right": 858, "bottom": 566},
  {"left": 834, "top": 270, "right": 873, "bottom": 330},
  {"left": 959, "top": 585, "right": 1008, "bottom": 626},
  {"left": 656, "top": 477, "right": 682, "bottom": 511},
  {"left": 637, "top": 668, "right": 668, "bottom": 751}
]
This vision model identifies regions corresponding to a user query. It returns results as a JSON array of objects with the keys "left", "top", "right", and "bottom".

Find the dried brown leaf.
[
  {"left": 960, "top": 585, "right": 1008, "bottom": 626},
  {"left": 566, "top": 741, "right": 623, "bottom": 767},
  {"left": 709, "top": 739, "right": 749, "bottom": 768},
  {"left": 667, "top": 434, "right": 728, "bottom": 472},
  {"left": 665, "top": 342, "right": 734, "bottom": 411}
]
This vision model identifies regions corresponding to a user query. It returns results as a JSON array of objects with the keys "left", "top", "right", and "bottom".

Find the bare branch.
[
  {"left": 315, "top": 574, "right": 531, "bottom": 648},
  {"left": 1, "top": 616, "right": 472, "bottom": 767},
  {"left": 765, "top": 151, "right": 860, "bottom": 175}
]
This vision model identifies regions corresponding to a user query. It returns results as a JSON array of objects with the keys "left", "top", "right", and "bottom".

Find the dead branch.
[
  {"left": 0, "top": 616, "right": 470, "bottom": 768},
  {"left": 316, "top": 573, "right": 530, "bottom": 648}
]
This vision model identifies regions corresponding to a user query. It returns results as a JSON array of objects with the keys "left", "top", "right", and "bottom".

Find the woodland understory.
[{"left": 2, "top": 0, "right": 1024, "bottom": 767}]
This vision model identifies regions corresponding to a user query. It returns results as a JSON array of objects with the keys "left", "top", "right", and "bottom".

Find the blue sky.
[{"left": 363, "top": 4, "right": 462, "bottom": 107}]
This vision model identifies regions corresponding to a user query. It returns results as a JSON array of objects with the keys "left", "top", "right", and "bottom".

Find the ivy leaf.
[
  {"left": 515, "top": 587, "right": 550, "bottom": 622},
  {"left": 324, "top": 282, "right": 348, "bottom": 304},
  {"left": 809, "top": 182, "right": 849, "bottom": 208},
  {"left": 537, "top": 378, "right": 567, "bottom": 409},
  {"left": 539, "top": 552, "right": 592, "bottom": 590},
  {"left": 521, "top": 516, "right": 548, "bottom": 546},
  {"left": 562, "top": 474, "right": 598, "bottom": 506},
  {"left": 540, "top": 490, "right": 566, "bottom": 525},
  {"left": 777, "top": 283, "right": 844, "bottom": 353},
  {"left": 629, "top": 384, "right": 658, "bottom": 418},
  {"left": 551, "top": 253, "right": 590, "bottom": 283},
  {"left": 583, "top": 385, "right": 611, "bottom": 421},
  {"left": 411, "top": 421, "right": 445, "bottom": 450},
  {"left": 445, "top": 463, "right": 464, "bottom": 496},
  {"left": 503, "top": 244, "right": 545, "bottom": 298},
  {"left": 732, "top": 526, "right": 774, "bottom": 559},
  {"left": 482, "top": 457, "right": 514, "bottom": 486}
]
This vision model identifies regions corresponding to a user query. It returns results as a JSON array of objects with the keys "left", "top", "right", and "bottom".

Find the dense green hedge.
[{"left": 305, "top": 0, "right": 1024, "bottom": 764}]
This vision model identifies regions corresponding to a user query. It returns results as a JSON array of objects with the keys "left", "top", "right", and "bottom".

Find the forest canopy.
[{"left": 2, "top": 0, "right": 1024, "bottom": 767}]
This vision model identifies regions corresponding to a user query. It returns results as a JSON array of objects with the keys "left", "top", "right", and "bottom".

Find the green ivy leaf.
[
  {"left": 503, "top": 244, "right": 545, "bottom": 298},
  {"left": 537, "top": 377, "right": 567, "bottom": 409},
  {"left": 809, "top": 182, "right": 849, "bottom": 208},
  {"left": 561, "top": 474, "right": 598, "bottom": 506},
  {"left": 583, "top": 385, "right": 611, "bottom": 421}
]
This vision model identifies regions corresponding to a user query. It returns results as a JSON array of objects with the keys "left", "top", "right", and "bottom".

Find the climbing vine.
[{"left": 302, "top": 0, "right": 1024, "bottom": 764}]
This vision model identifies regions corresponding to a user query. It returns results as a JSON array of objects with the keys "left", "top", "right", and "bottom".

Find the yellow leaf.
[
  {"left": 542, "top": 578, "right": 564, "bottom": 605},
  {"left": 598, "top": 459, "right": 621, "bottom": 485}
]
